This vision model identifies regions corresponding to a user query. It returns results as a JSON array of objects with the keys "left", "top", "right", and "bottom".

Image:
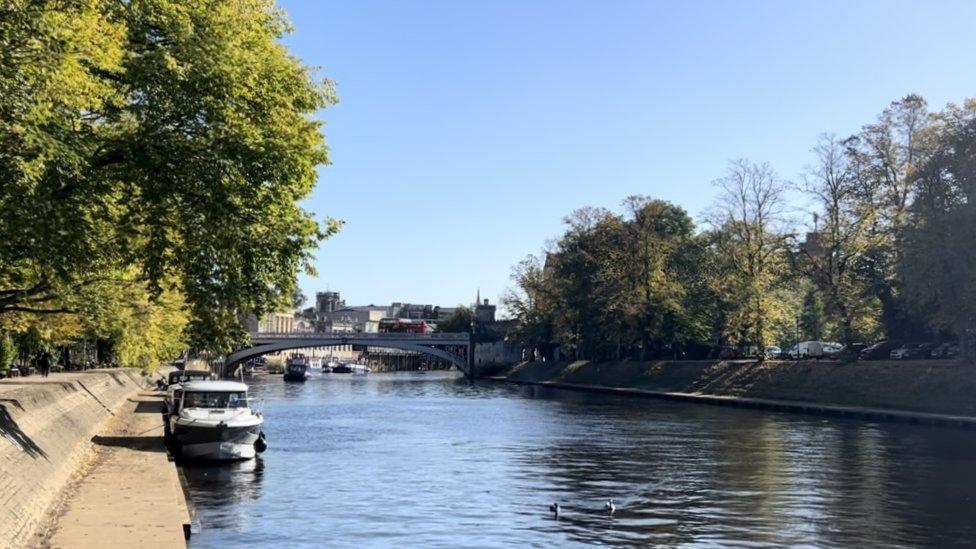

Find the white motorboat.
[{"left": 164, "top": 380, "right": 266, "bottom": 460}]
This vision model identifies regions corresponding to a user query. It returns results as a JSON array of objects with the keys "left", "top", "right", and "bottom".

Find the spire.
[{"left": 476, "top": 287, "right": 480, "bottom": 308}]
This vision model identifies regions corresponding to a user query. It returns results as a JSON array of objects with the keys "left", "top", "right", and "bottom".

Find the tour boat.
[{"left": 283, "top": 354, "right": 310, "bottom": 381}]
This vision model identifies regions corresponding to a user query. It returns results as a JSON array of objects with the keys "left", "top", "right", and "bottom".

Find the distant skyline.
[{"left": 280, "top": 0, "right": 976, "bottom": 311}]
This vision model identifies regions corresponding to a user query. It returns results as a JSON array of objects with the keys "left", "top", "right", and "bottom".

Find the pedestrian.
[{"left": 39, "top": 351, "right": 51, "bottom": 378}]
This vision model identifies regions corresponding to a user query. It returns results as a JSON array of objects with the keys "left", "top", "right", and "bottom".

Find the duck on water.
[{"left": 164, "top": 380, "right": 267, "bottom": 460}]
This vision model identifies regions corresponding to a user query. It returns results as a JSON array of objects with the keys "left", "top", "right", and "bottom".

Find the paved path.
[{"left": 44, "top": 391, "right": 190, "bottom": 548}]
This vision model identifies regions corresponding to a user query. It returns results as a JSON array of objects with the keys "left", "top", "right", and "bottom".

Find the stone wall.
[
  {"left": 0, "top": 369, "right": 145, "bottom": 547},
  {"left": 473, "top": 341, "right": 522, "bottom": 376},
  {"left": 498, "top": 359, "right": 976, "bottom": 416}
]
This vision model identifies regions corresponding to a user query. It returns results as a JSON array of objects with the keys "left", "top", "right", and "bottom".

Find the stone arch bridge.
[{"left": 224, "top": 332, "right": 473, "bottom": 378}]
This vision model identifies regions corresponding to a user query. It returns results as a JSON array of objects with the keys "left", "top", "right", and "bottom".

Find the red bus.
[{"left": 378, "top": 318, "right": 432, "bottom": 334}]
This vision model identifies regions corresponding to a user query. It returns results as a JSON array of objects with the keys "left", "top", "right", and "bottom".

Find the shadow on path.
[
  {"left": 92, "top": 434, "right": 165, "bottom": 453},
  {"left": 134, "top": 400, "right": 163, "bottom": 414},
  {"left": 0, "top": 403, "right": 49, "bottom": 460}
]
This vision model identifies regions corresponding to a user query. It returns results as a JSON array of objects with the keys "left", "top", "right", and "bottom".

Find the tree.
[
  {"left": 0, "top": 0, "right": 340, "bottom": 353},
  {"left": 708, "top": 160, "right": 791, "bottom": 352},
  {"left": 0, "top": 332, "right": 14, "bottom": 374},
  {"left": 618, "top": 196, "right": 696, "bottom": 359},
  {"left": 437, "top": 306, "right": 473, "bottom": 333},
  {"left": 503, "top": 254, "right": 555, "bottom": 359},
  {"left": 844, "top": 94, "right": 935, "bottom": 338},
  {"left": 798, "top": 286, "right": 826, "bottom": 341},
  {"left": 901, "top": 100, "right": 976, "bottom": 357},
  {"left": 793, "top": 135, "right": 881, "bottom": 348}
]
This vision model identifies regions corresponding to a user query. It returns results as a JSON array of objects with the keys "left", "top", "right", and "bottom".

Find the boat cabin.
[
  {"left": 169, "top": 381, "right": 250, "bottom": 414},
  {"left": 167, "top": 369, "right": 214, "bottom": 386}
]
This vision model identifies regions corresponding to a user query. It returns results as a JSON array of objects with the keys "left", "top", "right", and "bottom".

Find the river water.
[{"left": 182, "top": 371, "right": 976, "bottom": 547}]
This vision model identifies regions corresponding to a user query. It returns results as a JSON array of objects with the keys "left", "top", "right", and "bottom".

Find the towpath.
[{"left": 41, "top": 389, "right": 190, "bottom": 548}]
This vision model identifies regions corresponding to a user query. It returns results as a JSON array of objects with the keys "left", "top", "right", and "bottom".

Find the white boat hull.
[
  {"left": 181, "top": 440, "right": 257, "bottom": 460},
  {"left": 169, "top": 416, "right": 263, "bottom": 461}
]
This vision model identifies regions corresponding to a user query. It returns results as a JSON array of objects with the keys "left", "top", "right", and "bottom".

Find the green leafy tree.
[
  {"left": 798, "top": 286, "right": 826, "bottom": 341},
  {"left": 502, "top": 255, "right": 555, "bottom": 359},
  {"left": 0, "top": 0, "right": 340, "bottom": 353},
  {"left": 708, "top": 160, "right": 792, "bottom": 352},
  {"left": 618, "top": 196, "right": 696, "bottom": 359},
  {"left": 437, "top": 306, "right": 473, "bottom": 333},
  {"left": 902, "top": 100, "right": 976, "bottom": 357},
  {"left": 0, "top": 332, "right": 15, "bottom": 374},
  {"left": 793, "top": 135, "right": 881, "bottom": 348},
  {"left": 844, "top": 94, "right": 935, "bottom": 338}
]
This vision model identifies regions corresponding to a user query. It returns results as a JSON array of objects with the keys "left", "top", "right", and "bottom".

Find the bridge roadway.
[{"left": 224, "top": 331, "right": 473, "bottom": 377}]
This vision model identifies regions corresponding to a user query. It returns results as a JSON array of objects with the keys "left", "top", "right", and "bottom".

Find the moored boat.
[
  {"left": 164, "top": 380, "right": 266, "bottom": 460},
  {"left": 332, "top": 362, "right": 370, "bottom": 375},
  {"left": 283, "top": 354, "right": 310, "bottom": 381}
]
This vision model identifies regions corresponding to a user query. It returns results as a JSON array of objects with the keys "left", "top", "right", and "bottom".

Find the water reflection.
[
  {"left": 182, "top": 457, "right": 265, "bottom": 532},
  {"left": 184, "top": 372, "right": 976, "bottom": 548}
]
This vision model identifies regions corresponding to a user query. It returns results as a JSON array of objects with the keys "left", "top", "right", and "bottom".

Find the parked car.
[
  {"left": 822, "top": 341, "right": 845, "bottom": 357},
  {"left": 785, "top": 340, "right": 825, "bottom": 359},
  {"left": 890, "top": 343, "right": 927, "bottom": 360},
  {"left": 933, "top": 342, "right": 960, "bottom": 359},
  {"left": 849, "top": 343, "right": 868, "bottom": 355},
  {"left": 916, "top": 342, "right": 937, "bottom": 359},
  {"left": 719, "top": 346, "right": 746, "bottom": 360},
  {"left": 764, "top": 345, "right": 782, "bottom": 359},
  {"left": 860, "top": 340, "right": 902, "bottom": 360}
]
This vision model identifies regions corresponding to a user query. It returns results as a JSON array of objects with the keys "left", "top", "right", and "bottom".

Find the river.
[{"left": 182, "top": 371, "right": 976, "bottom": 547}]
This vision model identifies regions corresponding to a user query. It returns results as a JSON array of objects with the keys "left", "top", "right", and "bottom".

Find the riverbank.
[
  {"left": 41, "top": 390, "right": 191, "bottom": 548},
  {"left": 0, "top": 369, "right": 190, "bottom": 548},
  {"left": 492, "top": 358, "right": 976, "bottom": 424}
]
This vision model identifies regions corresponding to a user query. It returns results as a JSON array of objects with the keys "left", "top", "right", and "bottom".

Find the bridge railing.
[{"left": 248, "top": 331, "right": 470, "bottom": 341}]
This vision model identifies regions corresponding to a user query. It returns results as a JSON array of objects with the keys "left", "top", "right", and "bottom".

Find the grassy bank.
[{"left": 497, "top": 359, "right": 976, "bottom": 417}]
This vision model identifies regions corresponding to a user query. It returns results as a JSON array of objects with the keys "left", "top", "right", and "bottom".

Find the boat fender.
[{"left": 255, "top": 431, "right": 268, "bottom": 453}]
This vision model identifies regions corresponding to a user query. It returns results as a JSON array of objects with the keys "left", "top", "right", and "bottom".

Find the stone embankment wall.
[
  {"left": 499, "top": 359, "right": 976, "bottom": 416},
  {"left": 0, "top": 369, "right": 145, "bottom": 547},
  {"left": 473, "top": 341, "right": 522, "bottom": 376}
]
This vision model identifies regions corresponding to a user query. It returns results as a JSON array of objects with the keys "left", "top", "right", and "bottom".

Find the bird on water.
[
  {"left": 549, "top": 502, "right": 560, "bottom": 519},
  {"left": 604, "top": 499, "right": 616, "bottom": 515}
]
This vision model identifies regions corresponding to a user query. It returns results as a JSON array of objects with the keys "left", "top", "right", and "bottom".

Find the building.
[
  {"left": 474, "top": 289, "right": 496, "bottom": 323},
  {"left": 301, "top": 289, "right": 473, "bottom": 332},
  {"left": 393, "top": 303, "right": 441, "bottom": 320},
  {"left": 316, "top": 291, "right": 345, "bottom": 313},
  {"left": 318, "top": 305, "right": 390, "bottom": 333},
  {"left": 251, "top": 312, "right": 299, "bottom": 333}
]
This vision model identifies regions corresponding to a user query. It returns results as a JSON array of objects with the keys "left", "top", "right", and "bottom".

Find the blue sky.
[{"left": 281, "top": 0, "right": 976, "bottom": 311}]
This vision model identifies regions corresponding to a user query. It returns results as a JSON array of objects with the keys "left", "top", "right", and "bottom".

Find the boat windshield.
[{"left": 182, "top": 391, "right": 248, "bottom": 409}]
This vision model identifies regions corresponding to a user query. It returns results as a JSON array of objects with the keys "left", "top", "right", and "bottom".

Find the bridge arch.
[{"left": 224, "top": 333, "right": 471, "bottom": 378}]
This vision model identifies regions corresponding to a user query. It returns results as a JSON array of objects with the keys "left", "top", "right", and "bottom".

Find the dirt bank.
[{"left": 499, "top": 359, "right": 976, "bottom": 417}]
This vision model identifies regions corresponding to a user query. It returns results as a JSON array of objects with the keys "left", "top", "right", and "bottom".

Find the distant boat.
[
  {"left": 332, "top": 363, "right": 370, "bottom": 375},
  {"left": 283, "top": 354, "right": 310, "bottom": 382}
]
